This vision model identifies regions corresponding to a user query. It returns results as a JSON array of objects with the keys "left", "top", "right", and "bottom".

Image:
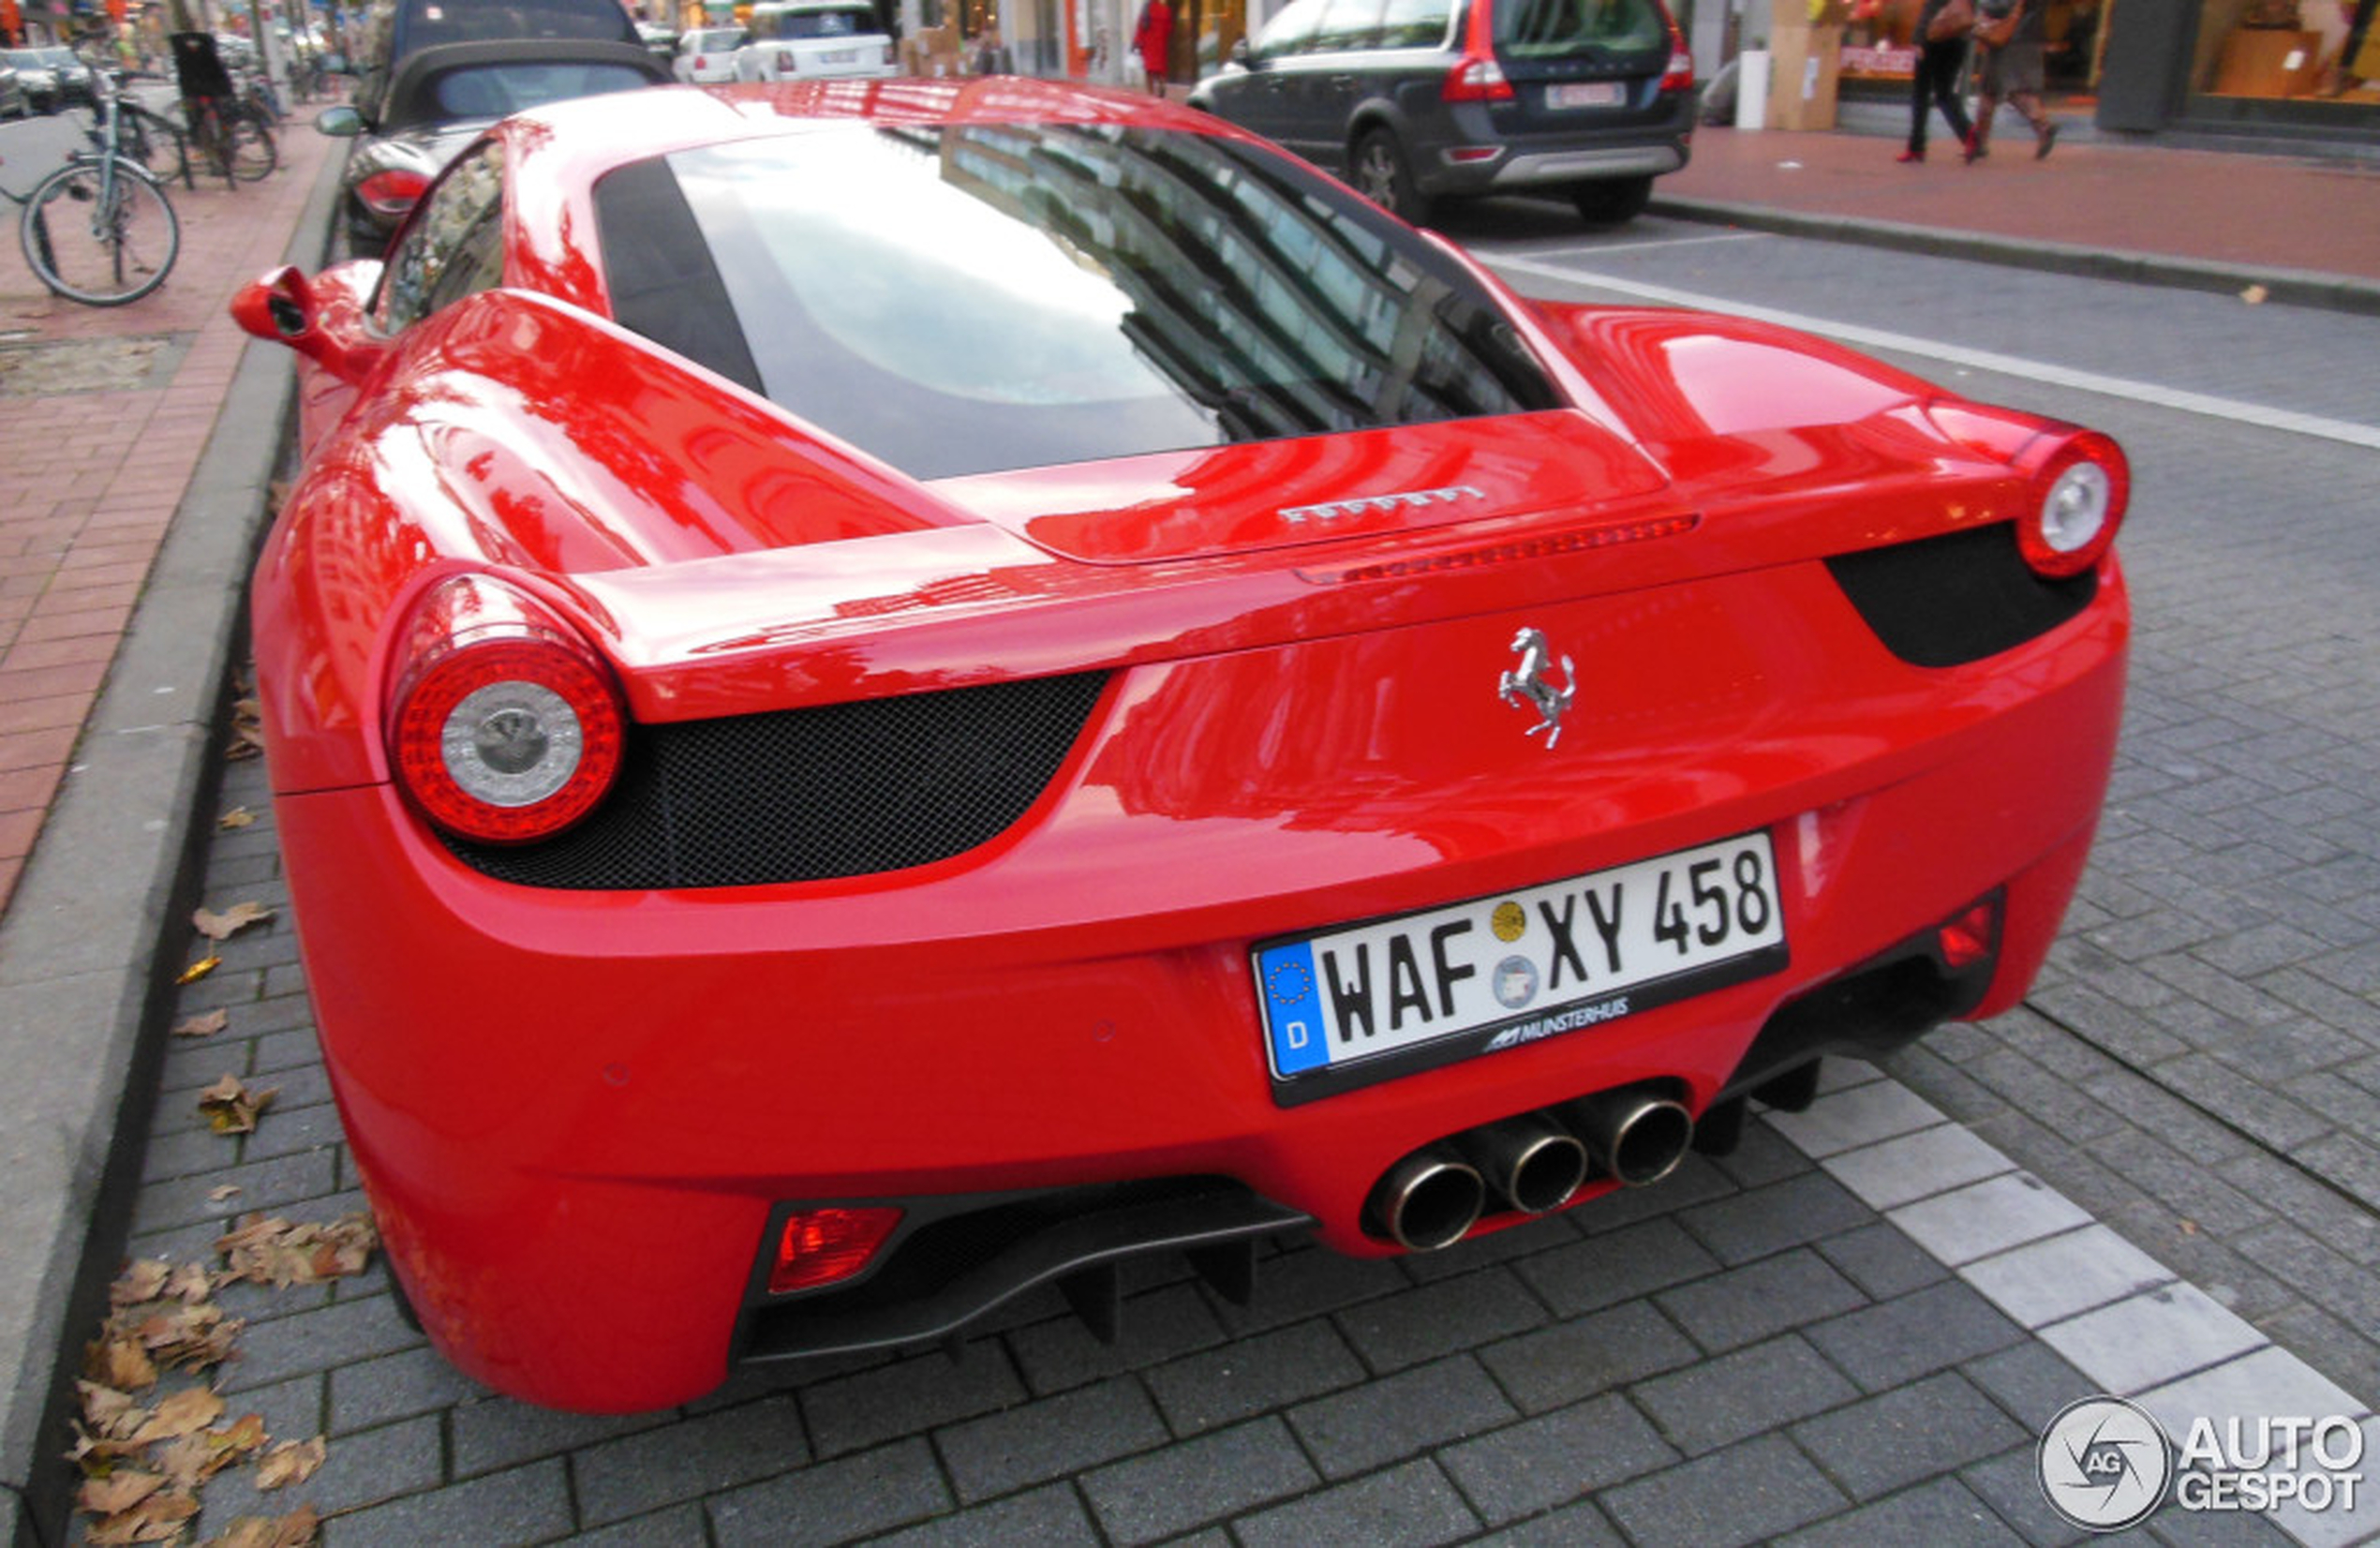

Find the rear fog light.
[
  {"left": 768, "top": 1207, "right": 902, "bottom": 1294},
  {"left": 1938, "top": 898, "right": 2001, "bottom": 971}
]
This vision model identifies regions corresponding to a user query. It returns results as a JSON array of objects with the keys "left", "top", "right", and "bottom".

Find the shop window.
[{"left": 2196, "top": 0, "right": 2379, "bottom": 101}]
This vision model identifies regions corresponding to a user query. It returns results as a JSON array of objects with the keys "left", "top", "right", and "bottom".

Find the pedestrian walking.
[
  {"left": 1131, "top": 0, "right": 1170, "bottom": 95},
  {"left": 1900, "top": 0, "right": 1976, "bottom": 162},
  {"left": 1968, "top": 0, "right": 2058, "bottom": 161}
]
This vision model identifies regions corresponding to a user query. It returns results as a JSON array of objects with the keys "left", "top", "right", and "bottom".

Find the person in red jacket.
[{"left": 1132, "top": 0, "right": 1171, "bottom": 94}]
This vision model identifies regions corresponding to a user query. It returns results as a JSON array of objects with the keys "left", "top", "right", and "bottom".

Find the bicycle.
[
  {"left": 3, "top": 69, "right": 181, "bottom": 306},
  {"left": 184, "top": 89, "right": 276, "bottom": 186},
  {"left": 120, "top": 98, "right": 195, "bottom": 191}
]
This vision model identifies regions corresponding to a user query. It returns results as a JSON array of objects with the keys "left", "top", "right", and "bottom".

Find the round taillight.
[
  {"left": 2017, "top": 431, "right": 2128, "bottom": 578},
  {"left": 388, "top": 581, "right": 624, "bottom": 845},
  {"left": 356, "top": 168, "right": 431, "bottom": 218}
]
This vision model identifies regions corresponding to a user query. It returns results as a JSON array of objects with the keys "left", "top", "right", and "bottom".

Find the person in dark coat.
[
  {"left": 1970, "top": 0, "right": 2058, "bottom": 160},
  {"left": 1900, "top": 0, "right": 1975, "bottom": 162}
]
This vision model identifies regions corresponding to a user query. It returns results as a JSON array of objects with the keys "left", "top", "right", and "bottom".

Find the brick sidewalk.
[
  {"left": 0, "top": 109, "right": 338, "bottom": 916},
  {"left": 1664, "top": 123, "right": 2380, "bottom": 286}
]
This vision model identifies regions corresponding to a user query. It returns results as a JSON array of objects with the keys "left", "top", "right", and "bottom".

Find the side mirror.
[
  {"left": 316, "top": 104, "right": 363, "bottom": 138},
  {"left": 231, "top": 265, "right": 375, "bottom": 382},
  {"left": 1232, "top": 37, "right": 1255, "bottom": 67}
]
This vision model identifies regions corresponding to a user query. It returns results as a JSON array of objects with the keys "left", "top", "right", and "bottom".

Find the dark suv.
[{"left": 1190, "top": 0, "right": 1691, "bottom": 227}]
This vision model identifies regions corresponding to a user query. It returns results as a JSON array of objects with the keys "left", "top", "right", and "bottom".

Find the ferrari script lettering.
[{"left": 1278, "top": 484, "right": 1487, "bottom": 525}]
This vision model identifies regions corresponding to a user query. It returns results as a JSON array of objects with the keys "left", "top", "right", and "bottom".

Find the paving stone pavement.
[{"left": 83, "top": 720, "right": 2372, "bottom": 1545}]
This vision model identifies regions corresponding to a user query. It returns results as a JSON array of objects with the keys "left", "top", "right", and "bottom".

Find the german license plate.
[
  {"left": 1549, "top": 80, "right": 1626, "bottom": 109},
  {"left": 822, "top": 48, "right": 857, "bottom": 63},
  {"left": 1255, "top": 831, "right": 1786, "bottom": 1101}
]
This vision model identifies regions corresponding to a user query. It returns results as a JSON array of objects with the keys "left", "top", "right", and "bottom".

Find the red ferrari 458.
[{"left": 233, "top": 77, "right": 2128, "bottom": 1412}]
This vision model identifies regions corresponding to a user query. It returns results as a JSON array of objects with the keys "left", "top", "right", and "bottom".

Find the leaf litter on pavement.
[{"left": 70, "top": 1212, "right": 379, "bottom": 1544}]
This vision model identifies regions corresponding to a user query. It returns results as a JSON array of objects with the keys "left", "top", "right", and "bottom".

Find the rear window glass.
[
  {"left": 1495, "top": 0, "right": 1665, "bottom": 56},
  {"left": 424, "top": 60, "right": 654, "bottom": 118},
  {"left": 754, "top": 6, "right": 884, "bottom": 38},
  {"left": 396, "top": 0, "right": 641, "bottom": 50},
  {"left": 595, "top": 124, "right": 1558, "bottom": 480}
]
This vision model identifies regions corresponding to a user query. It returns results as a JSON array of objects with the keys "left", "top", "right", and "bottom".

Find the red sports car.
[{"left": 233, "top": 78, "right": 2128, "bottom": 1413}]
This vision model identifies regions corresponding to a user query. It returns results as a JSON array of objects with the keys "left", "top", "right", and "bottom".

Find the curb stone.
[{"left": 0, "top": 141, "right": 346, "bottom": 1548}]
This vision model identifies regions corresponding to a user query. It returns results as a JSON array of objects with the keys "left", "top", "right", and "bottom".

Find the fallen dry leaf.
[
  {"left": 77, "top": 1468, "right": 165, "bottom": 1517},
  {"left": 163, "top": 1263, "right": 214, "bottom": 1303},
  {"left": 204, "top": 1504, "right": 320, "bottom": 1548},
  {"left": 254, "top": 1436, "right": 327, "bottom": 1492},
  {"left": 193, "top": 901, "right": 275, "bottom": 942},
  {"left": 226, "top": 698, "right": 265, "bottom": 762},
  {"left": 208, "top": 1185, "right": 243, "bottom": 1203},
  {"left": 199, "top": 1075, "right": 278, "bottom": 1137},
  {"left": 216, "top": 1213, "right": 379, "bottom": 1288},
  {"left": 2240, "top": 284, "right": 2268, "bottom": 305},
  {"left": 77, "top": 1380, "right": 149, "bottom": 1442},
  {"left": 217, "top": 807, "right": 256, "bottom": 830},
  {"left": 129, "top": 1386, "right": 224, "bottom": 1446},
  {"left": 177, "top": 956, "right": 221, "bottom": 986},
  {"left": 140, "top": 1303, "right": 241, "bottom": 1372},
  {"left": 86, "top": 1333, "right": 158, "bottom": 1392},
  {"left": 153, "top": 1413, "right": 269, "bottom": 1491},
  {"left": 112, "top": 1260, "right": 172, "bottom": 1308},
  {"left": 84, "top": 1485, "right": 199, "bottom": 1546},
  {"left": 173, "top": 1010, "right": 231, "bottom": 1039}
]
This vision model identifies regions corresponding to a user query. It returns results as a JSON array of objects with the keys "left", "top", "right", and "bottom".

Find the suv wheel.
[
  {"left": 1572, "top": 174, "right": 1654, "bottom": 227},
  {"left": 1351, "top": 128, "right": 1433, "bottom": 227}
]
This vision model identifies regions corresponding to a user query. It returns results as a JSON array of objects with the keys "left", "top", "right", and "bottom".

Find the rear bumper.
[{"left": 274, "top": 560, "right": 2127, "bottom": 1410}]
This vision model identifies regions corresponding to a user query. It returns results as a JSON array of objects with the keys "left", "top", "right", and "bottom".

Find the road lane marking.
[{"left": 1486, "top": 254, "right": 2380, "bottom": 453}]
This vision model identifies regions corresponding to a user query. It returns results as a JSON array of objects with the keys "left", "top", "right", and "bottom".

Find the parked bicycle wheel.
[
  {"left": 224, "top": 108, "right": 276, "bottom": 182},
  {"left": 20, "top": 157, "right": 180, "bottom": 306}
]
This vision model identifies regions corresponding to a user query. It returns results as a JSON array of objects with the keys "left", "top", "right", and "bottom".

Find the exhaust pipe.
[
  {"left": 1457, "top": 1113, "right": 1589, "bottom": 1215},
  {"left": 1363, "top": 1145, "right": 1487, "bottom": 1251},
  {"left": 1565, "top": 1088, "right": 1695, "bottom": 1187}
]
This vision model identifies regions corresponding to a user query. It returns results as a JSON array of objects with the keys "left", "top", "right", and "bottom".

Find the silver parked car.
[{"left": 672, "top": 25, "right": 748, "bottom": 82}]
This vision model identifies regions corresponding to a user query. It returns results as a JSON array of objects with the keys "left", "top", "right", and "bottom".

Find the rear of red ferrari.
[{"left": 248, "top": 88, "right": 2129, "bottom": 1412}]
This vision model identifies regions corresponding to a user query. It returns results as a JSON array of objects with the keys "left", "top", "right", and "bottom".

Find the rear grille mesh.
[{"left": 440, "top": 672, "right": 1109, "bottom": 890}]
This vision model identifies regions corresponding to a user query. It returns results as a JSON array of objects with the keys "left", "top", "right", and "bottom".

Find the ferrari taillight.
[
  {"left": 387, "top": 575, "right": 625, "bottom": 845},
  {"left": 356, "top": 168, "right": 431, "bottom": 218},
  {"left": 768, "top": 1207, "right": 901, "bottom": 1294},
  {"left": 2016, "top": 429, "right": 2128, "bottom": 578}
]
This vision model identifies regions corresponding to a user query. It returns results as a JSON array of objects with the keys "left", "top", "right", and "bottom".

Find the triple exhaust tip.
[{"left": 1364, "top": 1088, "right": 1695, "bottom": 1252}]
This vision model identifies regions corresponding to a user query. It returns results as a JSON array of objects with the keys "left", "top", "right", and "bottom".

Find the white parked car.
[
  {"left": 672, "top": 24, "right": 744, "bottom": 81},
  {"left": 732, "top": 1, "right": 896, "bottom": 81}
]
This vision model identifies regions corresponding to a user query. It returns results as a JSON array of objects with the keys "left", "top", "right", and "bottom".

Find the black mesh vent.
[
  {"left": 1825, "top": 522, "right": 2097, "bottom": 668},
  {"left": 441, "top": 672, "right": 1108, "bottom": 889}
]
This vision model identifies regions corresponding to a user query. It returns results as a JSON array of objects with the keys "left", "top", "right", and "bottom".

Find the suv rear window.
[
  {"left": 756, "top": 7, "right": 880, "bottom": 39},
  {"left": 595, "top": 124, "right": 1558, "bottom": 480},
  {"left": 1494, "top": 0, "right": 1665, "bottom": 57}
]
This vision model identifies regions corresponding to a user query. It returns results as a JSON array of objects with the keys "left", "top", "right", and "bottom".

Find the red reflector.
[
  {"left": 1938, "top": 899, "right": 1999, "bottom": 971},
  {"left": 768, "top": 1207, "right": 902, "bottom": 1294},
  {"left": 1445, "top": 145, "right": 1502, "bottom": 164}
]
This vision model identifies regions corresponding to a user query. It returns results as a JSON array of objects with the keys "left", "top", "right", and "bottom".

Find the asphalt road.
[{"left": 76, "top": 212, "right": 2380, "bottom": 1546}]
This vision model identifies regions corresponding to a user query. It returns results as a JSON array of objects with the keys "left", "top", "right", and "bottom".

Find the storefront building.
[
  {"left": 2096, "top": 0, "right": 2377, "bottom": 142},
  {"left": 1761, "top": 0, "right": 2373, "bottom": 147}
]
